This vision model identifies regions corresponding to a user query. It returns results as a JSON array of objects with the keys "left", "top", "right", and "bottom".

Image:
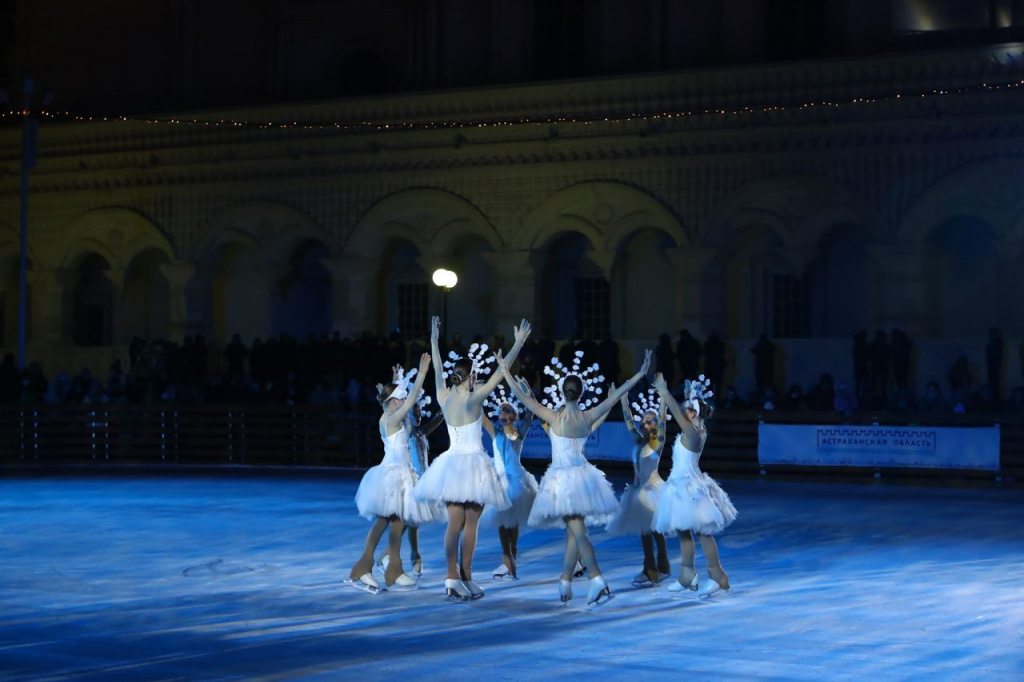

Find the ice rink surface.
[{"left": 1, "top": 470, "right": 1022, "bottom": 681}]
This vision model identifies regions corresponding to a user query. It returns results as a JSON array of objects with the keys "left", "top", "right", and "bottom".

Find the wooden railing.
[{"left": 1, "top": 404, "right": 1021, "bottom": 483}]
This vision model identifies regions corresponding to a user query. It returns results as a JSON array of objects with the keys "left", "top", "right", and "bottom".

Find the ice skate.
[
  {"left": 390, "top": 572, "right": 418, "bottom": 590},
  {"left": 345, "top": 573, "right": 384, "bottom": 595},
  {"left": 586, "top": 575, "right": 613, "bottom": 606},
  {"left": 558, "top": 579, "right": 573, "bottom": 604},
  {"left": 492, "top": 563, "right": 511, "bottom": 580},
  {"left": 465, "top": 579, "right": 485, "bottom": 600},
  {"left": 668, "top": 573, "right": 698, "bottom": 593},
  {"left": 444, "top": 578, "right": 471, "bottom": 602}
]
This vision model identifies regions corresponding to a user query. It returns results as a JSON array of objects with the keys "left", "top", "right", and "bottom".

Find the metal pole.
[{"left": 17, "top": 77, "right": 36, "bottom": 370}]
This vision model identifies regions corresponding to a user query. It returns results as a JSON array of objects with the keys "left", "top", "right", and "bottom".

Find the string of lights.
[{"left": 2, "top": 78, "right": 1024, "bottom": 133}]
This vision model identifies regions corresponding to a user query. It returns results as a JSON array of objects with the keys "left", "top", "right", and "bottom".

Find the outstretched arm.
[
  {"left": 430, "top": 316, "right": 448, "bottom": 401},
  {"left": 422, "top": 411, "right": 445, "bottom": 436},
  {"left": 477, "top": 320, "right": 532, "bottom": 395},
  {"left": 516, "top": 406, "right": 534, "bottom": 440},
  {"left": 654, "top": 372, "right": 693, "bottom": 434},
  {"left": 482, "top": 415, "right": 496, "bottom": 439},
  {"left": 585, "top": 350, "right": 652, "bottom": 425},
  {"left": 497, "top": 353, "right": 560, "bottom": 424},
  {"left": 655, "top": 397, "right": 669, "bottom": 449},
  {"left": 388, "top": 354, "right": 432, "bottom": 426},
  {"left": 620, "top": 387, "right": 644, "bottom": 437}
]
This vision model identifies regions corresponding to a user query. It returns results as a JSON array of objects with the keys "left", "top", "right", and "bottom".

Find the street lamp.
[{"left": 431, "top": 268, "right": 458, "bottom": 341}]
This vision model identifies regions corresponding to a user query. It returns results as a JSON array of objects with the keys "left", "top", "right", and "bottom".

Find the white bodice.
[
  {"left": 446, "top": 416, "right": 485, "bottom": 453},
  {"left": 634, "top": 442, "right": 664, "bottom": 487},
  {"left": 380, "top": 427, "right": 412, "bottom": 468},
  {"left": 548, "top": 432, "right": 589, "bottom": 468},
  {"left": 667, "top": 435, "right": 703, "bottom": 481}
]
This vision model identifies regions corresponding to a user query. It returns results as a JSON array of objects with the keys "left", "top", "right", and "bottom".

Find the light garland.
[{"left": 2, "top": 78, "right": 1024, "bottom": 133}]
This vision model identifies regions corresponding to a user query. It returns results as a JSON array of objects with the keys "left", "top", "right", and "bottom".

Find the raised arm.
[
  {"left": 497, "top": 351, "right": 560, "bottom": 424},
  {"left": 516, "top": 405, "right": 534, "bottom": 440},
  {"left": 584, "top": 350, "right": 652, "bottom": 425},
  {"left": 620, "top": 387, "right": 644, "bottom": 437},
  {"left": 482, "top": 414, "right": 496, "bottom": 439},
  {"left": 653, "top": 372, "right": 692, "bottom": 433},
  {"left": 477, "top": 320, "right": 532, "bottom": 395},
  {"left": 388, "top": 354, "right": 432, "bottom": 426},
  {"left": 430, "top": 316, "right": 448, "bottom": 400},
  {"left": 422, "top": 411, "right": 445, "bottom": 436}
]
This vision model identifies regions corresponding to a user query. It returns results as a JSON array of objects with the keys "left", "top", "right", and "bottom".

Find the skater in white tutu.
[
  {"left": 481, "top": 384, "right": 538, "bottom": 580},
  {"left": 348, "top": 353, "right": 433, "bottom": 593},
  {"left": 607, "top": 386, "right": 672, "bottom": 587},
  {"left": 414, "top": 316, "right": 530, "bottom": 601},
  {"left": 652, "top": 373, "right": 737, "bottom": 597},
  {"left": 498, "top": 348, "right": 652, "bottom": 605},
  {"left": 377, "top": 369, "right": 445, "bottom": 578}
]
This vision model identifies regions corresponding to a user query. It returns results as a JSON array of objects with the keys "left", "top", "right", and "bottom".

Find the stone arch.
[
  {"left": 347, "top": 188, "right": 500, "bottom": 259},
  {"left": 0, "top": 221, "right": 40, "bottom": 265},
  {"left": 705, "top": 174, "right": 878, "bottom": 248},
  {"left": 58, "top": 208, "right": 174, "bottom": 271},
  {"left": 522, "top": 181, "right": 688, "bottom": 251},
  {"left": 192, "top": 200, "right": 335, "bottom": 265},
  {"left": 898, "top": 159, "right": 1024, "bottom": 243}
]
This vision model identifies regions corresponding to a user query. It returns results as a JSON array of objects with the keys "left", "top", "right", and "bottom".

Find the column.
[
  {"left": 481, "top": 250, "right": 539, "bottom": 333},
  {"left": 320, "top": 255, "right": 377, "bottom": 337},
  {"left": 158, "top": 261, "right": 197, "bottom": 343},
  {"left": 26, "top": 269, "right": 77, "bottom": 346},
  {"left": 866, "top": 243, "right": 928, "bottom": 336},
  {"left": 103, "top": 268, "right": 126, "bottom": 345},
  {"left": 666, "top": 246, "right": 719, "bottom": 336}
]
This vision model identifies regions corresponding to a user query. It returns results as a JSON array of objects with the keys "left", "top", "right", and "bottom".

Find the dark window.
[
  {"left": 575, "top": 276, "right": 610, "bottom": 339},
  {"left": 397, "top": 282, "right": 428, "bottom": 341},
  {"left": 770, "top": 273, "right": 811, "bottom": 339},
  {"left": 536, "top": 0, "right": 586, "bottom": 79}
]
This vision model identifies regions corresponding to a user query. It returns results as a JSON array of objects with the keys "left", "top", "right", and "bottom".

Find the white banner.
[
  {"left": 481, "top": 421, "right": 638, "bottom": 463},
  {"left": 758, "top": 423, "right": 1000, "bottom": 470}
]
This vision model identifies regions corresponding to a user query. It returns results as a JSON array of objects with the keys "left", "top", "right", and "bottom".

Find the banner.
[
  {"left": 481, "top": 421, "right": 638, "bottom": 463},
  {"left": 757, "top": 423, "right": 1000, "bottom": 470}
]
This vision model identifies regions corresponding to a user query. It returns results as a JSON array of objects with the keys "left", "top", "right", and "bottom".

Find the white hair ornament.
[
  {"left": 541, "top": 350, "right": 605, "bottom": 411},
  {"left": 442, "top": 343, "right": 496, "bottom": 384},
  {"left": 630, "top": 387, "right": 672, "bottom": 422},
  {"left": 385, "top": 366, "right": 418, "bottom": 402},
  {"left": 682, "top": 374, "right": 714, "bottom": 416},
  {"left": 484, "top": 383, "right": 524, "bottom": 420}
]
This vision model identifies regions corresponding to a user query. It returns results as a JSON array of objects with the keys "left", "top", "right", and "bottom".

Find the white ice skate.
[
  {"left": 586, "top": 575, "right": 614, "bottom": 606},
  {"left": 668, "top": 573, "right": 698, "bottom": 593},
  {"left": 445, "top": 578, "right": 472, "bottom": 602},
  {"left": 345, "top": 572, "right": 384, "bottom": 595}
]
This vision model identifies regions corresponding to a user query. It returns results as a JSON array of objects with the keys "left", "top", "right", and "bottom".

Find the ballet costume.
[
  {"left": 484, "top": 430, "right": 539, "bottom": 529},
  {"left": 354, "top": 427, "right": 442, "bottom": 525},
  {"left": 653, "top": 434, "right": 737, "bottom": 595},
  {"left": 413, "top": 417, "right": 511, "bottom": 509},
  {"left": 528, "top": 431, "right": 618, "bottom": 529},
  {"left": 607, "top": 439, "right": 671, "bottom": 584}
]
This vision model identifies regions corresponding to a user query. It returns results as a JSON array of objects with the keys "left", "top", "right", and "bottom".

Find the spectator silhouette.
[
  {"left": 751, "top": 334, "right": 775, "bottom": 391},
  {"left": 656, "top": 333, "right": 676, "bottom": 389},
  {"left": 852, "top": 331, "right": 870, "bottom": 401},
  {"left": 598, "top": 332, "right": 620, "bottom": 386},
  {"left": 986, "top": 327, "right": 1004, "bottom": 402},
  {"left": 224, "top": 333, "right": 248, "bottom": 381},
  {"left": 676, "top": 329, "right": 701, "bottom": 381},
  {"left": 916, "top": 381, "right": 947, "bottom": 412},
  {"left": 948, "top": 355, "right": 971, "bottom": 396},
  {"left": 891, "top": 328, "right": 912, "bottom": 391},
  {"left": 703, "top": 332, "right": 727, "bottom": 393},
  {"left": 869, "top": 331, "right": 890, "bottom": 395},
  {"left": 806, "top": 373, "right": 835, "bottom": 411}
]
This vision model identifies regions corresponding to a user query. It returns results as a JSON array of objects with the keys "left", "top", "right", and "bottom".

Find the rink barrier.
[{"left": 0, "top": 405, "right": 1021, "bottom": 483}]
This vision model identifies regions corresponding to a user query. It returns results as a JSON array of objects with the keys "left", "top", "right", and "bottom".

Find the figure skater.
[
  {"left": 652, "top": 373, "right": 737, "bottom": 596},
  {"left": 377, "top": 367, "right": 445, "bottom": 577},
  {"left": 481, "top": 383, "right": 538, "bottom": 580},
  {"left": 607, "top": 386, "right": 672, "bottom": 587},
  {"left": 414, "top": 317, "right": 530, "bottom": 601},
  {"left": 498, "top": 348, "right": 652, "bottom": 606},
  {"left": 347, "top": 353, "right": 433, "bottom": 593}
]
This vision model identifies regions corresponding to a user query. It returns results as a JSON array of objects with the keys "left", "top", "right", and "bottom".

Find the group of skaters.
[{"left": 346, "top": 317, "right": 737, "bottom": 606}]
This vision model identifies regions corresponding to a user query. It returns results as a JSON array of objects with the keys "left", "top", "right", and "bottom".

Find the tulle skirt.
[
  {"left": 413, "top": 447, "right": 511, "bottom": 509},
  {"left": 652, "top": 472, "right": 737, "bottom": 536},
  {"left": 606, "top": 478, "right": 665, "bottom": 536},
  {"left": 354, "top": 464, "right": 444, "bottom": 525},
  {"left": 528, "top": 462, "right": 619, "bottom": 529},
  {"left": 483, "top": 469, "right": 540, "bottom": 529}
]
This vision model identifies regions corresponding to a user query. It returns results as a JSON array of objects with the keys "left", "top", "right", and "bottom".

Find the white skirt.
[
  {"left": 652, "top": 472, "right": 737, "bottom": 536},
  {"left": 528, "top": 462, "right": 619, "bottom": 529},
  {"left": 606, "top": 478, "right": 664, "bottom": 536},
  {"left": 483, "top": 469, "right": 540, "bottom": 529},
  {"left": 354, "top": 464, "right": 444, "bottom": 525},
  {"left": 413, "top": 447, "right": 511, "bottom": 509}
]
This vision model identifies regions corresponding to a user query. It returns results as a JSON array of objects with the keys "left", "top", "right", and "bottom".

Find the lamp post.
[
  {"left": 1, "top": 77, "right": 53, "bottom": 369},
  {"left": 431, "top": 268, "right": 458, "bottom": 342}
]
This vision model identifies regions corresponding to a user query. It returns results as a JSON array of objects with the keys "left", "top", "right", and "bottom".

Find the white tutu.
[
  {"left": 413, "top": 418, "right": 511, "bottom": 509},
  {"left": 528, "top": 461, "right": 619, "bottom": 529},
  {"left": 484, "top": 470, "right": 539, "bottom": 529},
  {"left": 354, "top": 464, "right": 443, "bottom": 525},
  {"left": 653, "top": 436, "right": 737, "bottom": 535},
  {"left": 606, "top": 478, "right": 664, "bottom": 536}
]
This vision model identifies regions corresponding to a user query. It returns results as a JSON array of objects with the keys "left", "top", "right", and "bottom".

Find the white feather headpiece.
[
  {"left": 484, "top": 383, "right": 524, "bottom": 419},
  {"left": 630, "top": 387, "right": 671, "bottom": 422},
  {"left": 541, "top": 351, "right": 605, "bottom": 411},
  {"left": 386, "top": 367, "right": 417, "bottom": 402},
  {"left": 682, "top": 374, "right": 714, "bottom": 416},
  {"left": 442, "top": 343, "right": 496, "bottom": 383}
]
